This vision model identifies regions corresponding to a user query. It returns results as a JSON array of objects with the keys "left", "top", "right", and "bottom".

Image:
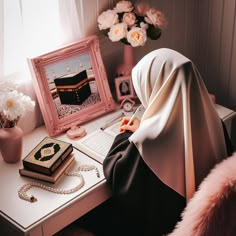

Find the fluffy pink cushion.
[{"left": 169, "top": 152, "right": 236, "bottom": 236}]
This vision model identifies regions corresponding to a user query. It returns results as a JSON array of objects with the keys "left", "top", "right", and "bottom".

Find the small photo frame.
[{"left": 115, "top": 76, "right": 135, "bottom": 101}]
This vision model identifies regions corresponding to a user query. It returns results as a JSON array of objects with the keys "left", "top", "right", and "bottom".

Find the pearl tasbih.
[{"left": 18, "top": 164, "right": 100, "bottom": 203}]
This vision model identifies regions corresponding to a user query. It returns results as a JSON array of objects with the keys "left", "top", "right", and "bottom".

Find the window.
[{"left": 0, "top": 0, "right": 86, "bottom": 82}]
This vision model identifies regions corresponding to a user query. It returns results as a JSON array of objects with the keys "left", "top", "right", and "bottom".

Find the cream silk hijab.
[{"left": 129, "top": 48, "right": 227, "bottom": 201}]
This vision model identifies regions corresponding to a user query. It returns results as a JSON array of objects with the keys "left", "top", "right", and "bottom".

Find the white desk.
[
  {"left": 0, "top": 104, "right": 235, "bottom": 236},
  {"left": 215, "top": 104, "right": 236, "bottom": 137},
  {"left": 0, "top": 108, "right": 126, "bottom": 236}
]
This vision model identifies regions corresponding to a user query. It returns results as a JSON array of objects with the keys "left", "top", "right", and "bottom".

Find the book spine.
[
  {"left": 23, "top": 161, "right": 52, "bottom": 175},
  {"left": 19, "top": 155, "right": 75, "bottom": 184},
  {"left": 50, "top": 146, "right": 73, "bottom": 173},
  {"left": 19, "top": 169, "right": 55, "bottom": 183}
]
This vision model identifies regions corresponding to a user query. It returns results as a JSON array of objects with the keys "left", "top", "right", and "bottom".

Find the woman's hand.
[{"left": 119, "top": 117, "right": 140, "bottom": 133}]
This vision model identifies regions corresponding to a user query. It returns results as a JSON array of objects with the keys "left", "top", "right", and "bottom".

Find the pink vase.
[
  {"left": 0, "top": 126, "right": 23, "bottom": 163},
  {"left": 116, "top": 44, "right": 135, "bottom": 77}
]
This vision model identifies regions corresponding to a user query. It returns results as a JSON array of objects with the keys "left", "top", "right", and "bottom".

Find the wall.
[{"left": 78, "top": 0, "right": 236, "bottom": 145}]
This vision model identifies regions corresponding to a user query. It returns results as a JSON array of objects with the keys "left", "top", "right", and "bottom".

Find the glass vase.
[{"left": 0, "top": 126, "right": 23, "bottom": 163}]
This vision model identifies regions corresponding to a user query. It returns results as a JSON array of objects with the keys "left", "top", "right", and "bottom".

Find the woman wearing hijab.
[
  {"left": 75, "top": 48, "right": 233, "bottom": 236},
  {"left": 101, "top": 48, "right": 233, "bottom": 236}
]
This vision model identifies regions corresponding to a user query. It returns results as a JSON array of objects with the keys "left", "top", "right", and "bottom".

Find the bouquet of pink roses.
[{"left": 97, "top": 1, "right": 167, "bottom": 47}]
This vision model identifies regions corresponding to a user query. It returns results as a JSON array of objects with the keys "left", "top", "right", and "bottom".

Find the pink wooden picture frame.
[
  {"left": 28, "top": 35, "right": 115, "bottom": 136},
  {"left": 115, "top": 76, "right": 135, "bottom": 101}
]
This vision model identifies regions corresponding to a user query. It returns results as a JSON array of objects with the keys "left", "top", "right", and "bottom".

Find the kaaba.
[{"left": 54, "top": 70, "right": 91, "bottom": 105}]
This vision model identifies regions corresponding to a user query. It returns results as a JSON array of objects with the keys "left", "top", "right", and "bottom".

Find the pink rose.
[
  {"left": 127, "top": 27, "right": 147, "bottom": 47},
  {"left": 97, "top": 9, "right": 118, "bottom": 30},
  {"left": 108, "top": 23, "right": 127, "bottom": 42},
  {"left": 115, "top": 1, "right": 133, "bottom": 13},
  {"left": 134, "top": 2, "right": 150, "bottom": 16},
  {"left": 123, "top": 12, "right": 136, "bottom": 27},
  {"left": 145, "top": 8, "right": 167, "bottom": 29}
]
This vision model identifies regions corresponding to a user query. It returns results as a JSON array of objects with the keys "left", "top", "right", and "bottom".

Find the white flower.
[
  {"left": 127, "top": 27, "right": 147, "bottom": 47},
  {"left": 108, "top": 23, "right": 128, "bottom": 42},
  {"left": 3, "top": 92, "right": 35, "bottom": 120},
  {"left": 114, "top": 1, "right": 133, "bottom": 13},
  {"left": 0, "top": 81, "right": 18, "bottom": 93},
  {"left": 97, "top": 9, "right": 118, "bottom": 30},
  {"left": 97, "top": 1, "right": 167, "bottom": 47},
  {"left": 0, "top": 82, "right": 35, "bottom": 128},
  {"left": 123, "top": 12, "right": 136, "bottom": 27},
  {"left": 1, "top": 91, "right": 23, "bottom": 120}
]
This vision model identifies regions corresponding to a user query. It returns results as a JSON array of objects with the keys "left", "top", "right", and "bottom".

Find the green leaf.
[
  {"left": 120, "top": 38, "right": 131, "bottom": 45},
  {"left": 147, "top": 25, "right": 162, "bottom": 40}
]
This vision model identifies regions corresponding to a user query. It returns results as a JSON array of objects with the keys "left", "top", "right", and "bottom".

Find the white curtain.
[{"left": 0, "top": 0, "right": 83, "bottom": 133}]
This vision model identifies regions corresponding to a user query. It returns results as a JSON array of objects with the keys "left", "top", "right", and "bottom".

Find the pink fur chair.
[{"left": 169, "top": 152, "right": 236, "bottom": 236}]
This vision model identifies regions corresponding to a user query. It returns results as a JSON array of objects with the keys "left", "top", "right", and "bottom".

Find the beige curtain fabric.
[
  {"left": 0, "top": 0, "right": 83, "bottom": 134},
  {"left": 129, "top": 48, "right": 227, "bottom": 200}
]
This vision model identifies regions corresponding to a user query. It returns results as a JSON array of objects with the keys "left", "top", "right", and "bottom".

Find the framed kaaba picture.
[{"left": 28, "top": 35, "right": 115, "bottom": 136}]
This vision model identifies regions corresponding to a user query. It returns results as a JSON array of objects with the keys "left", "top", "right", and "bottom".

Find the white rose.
[
  {"left": 145, "top": 8, "right": 167, "bottom": 29},
  {"left": 127, "top": 27, "right": 147, "bottom": 47},
  {"left": 108, "top": 23, "right": 127, "bottom": 42},
  {"left": 123, "top": 12, "right": 136, "bottom": 27},
  {"left": 115, "top": 1, "right": 133, "bottom": 13},
  {"left": 97, "top": 10, "right": 119, "bottom": 30}
]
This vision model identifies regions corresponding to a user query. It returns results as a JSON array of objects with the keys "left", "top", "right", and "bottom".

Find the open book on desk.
[
  {"left": 74, "top": 119, "right": 121, "bottom": 164},
  {"left": 74, "top": 105, "right": 145, "bottom": 164}
]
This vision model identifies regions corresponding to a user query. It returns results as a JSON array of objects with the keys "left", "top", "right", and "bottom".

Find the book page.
[
  {"left": 74, "top": 106, "right": 145, "bottom": 164},
  {"left": 103, "top": 119, "right": 121, "bottom": 136},
  {"left": 75, "top": 128, "right": 117, "bottom": 164}
]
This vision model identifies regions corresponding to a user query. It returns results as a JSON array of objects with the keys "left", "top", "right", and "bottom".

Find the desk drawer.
[{"left": 42, "top": 182, "right": 111, "bottom": 236}]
